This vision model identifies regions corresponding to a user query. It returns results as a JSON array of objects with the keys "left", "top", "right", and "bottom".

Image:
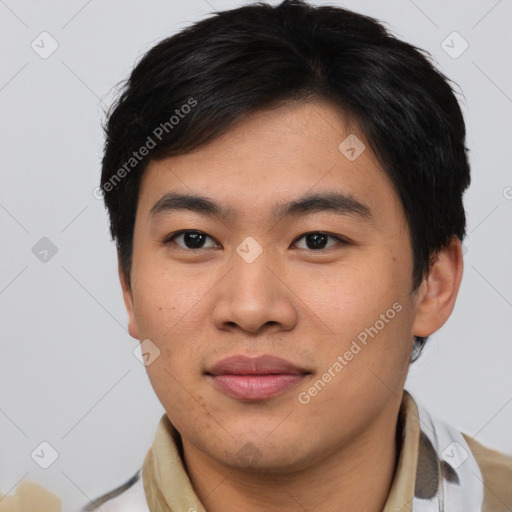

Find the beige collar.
[{"left": 142, "top": 390, "right": 421, "bottom": 511}]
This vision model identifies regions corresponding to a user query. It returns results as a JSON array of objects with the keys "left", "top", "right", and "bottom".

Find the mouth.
[{"left": 205, "top": 354, "right": 311, "bottom": 401}]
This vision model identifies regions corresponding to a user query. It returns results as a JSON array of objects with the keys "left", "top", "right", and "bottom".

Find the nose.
[{"left": 211, "top": 247, "right": 298, "bottom": 335}]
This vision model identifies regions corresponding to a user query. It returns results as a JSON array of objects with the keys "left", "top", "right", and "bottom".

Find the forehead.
[{"left": 137, "top": 100, "right": 402, "bottom": 226}]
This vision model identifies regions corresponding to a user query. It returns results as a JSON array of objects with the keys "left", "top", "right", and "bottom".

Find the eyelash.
[{"left": 161, "top": 230, "right": 348, "bottom": 251}]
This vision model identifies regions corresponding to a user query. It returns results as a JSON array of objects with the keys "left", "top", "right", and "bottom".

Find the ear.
[
  {"left": 412, "top": 236, "right": 464, "bottom": 338},
  {"left": 118, "top": 254, "right": 141, "bottom": 340}
]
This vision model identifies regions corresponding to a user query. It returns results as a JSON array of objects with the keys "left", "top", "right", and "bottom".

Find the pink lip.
[{"left": 206, "top": 355, "right": 310, "bottom": 401}]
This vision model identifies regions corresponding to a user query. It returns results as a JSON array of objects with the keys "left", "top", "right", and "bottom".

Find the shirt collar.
[
  {"left": 142, "top": 390, "right": 421, "bottom": 511},
  {"left": 384, "top": 390, "right": 421, "bottom": 511}
]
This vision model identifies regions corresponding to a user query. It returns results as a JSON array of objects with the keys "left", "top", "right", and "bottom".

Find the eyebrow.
[{"left": 149, "top": 191, "right": 373, "bottom": 223}]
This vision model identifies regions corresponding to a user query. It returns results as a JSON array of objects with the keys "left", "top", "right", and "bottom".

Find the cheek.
[
  {"left": 130, "top": 274, "right": 210, "bottom": 401},
  {"left": 295, "top": 256, "right": 407, "bottom": 340},
  {"left": 296, "top": 303, "right": 413, "bottom": 429},
  {"left": 292, "top": 256, "right": 414, "bottom": 391},
  {"left": 142, "top": 320, "right": 206, "bottom": 420},
  {"left": 130, "top": 258, "right": 209, "bottom": 339}
]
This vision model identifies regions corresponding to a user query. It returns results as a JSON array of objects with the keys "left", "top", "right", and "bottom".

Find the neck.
[{"left": 181, "top": 398, "right": 403, "bottom": 512}]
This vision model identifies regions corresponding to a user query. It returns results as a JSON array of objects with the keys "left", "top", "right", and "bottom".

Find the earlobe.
[
  {"left": 117, "top": 255, "right": 141, "bottom": 340},
  {"left": 412, "top": 236, "right": 464, "bottom": 338}
]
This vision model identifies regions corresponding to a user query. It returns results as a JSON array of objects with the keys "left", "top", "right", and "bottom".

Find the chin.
[{"left": 211, "top": 434, "right": 314, "bottom": 474}]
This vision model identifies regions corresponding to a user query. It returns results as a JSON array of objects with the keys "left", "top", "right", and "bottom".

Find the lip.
[{"left": 206, "top": 355, "right": 310, "bottom": 401}]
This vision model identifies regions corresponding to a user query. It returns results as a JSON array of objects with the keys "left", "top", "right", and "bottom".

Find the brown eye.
[
  {"left": 164, "top": 230, "right": 219, "bottom": 249},
  {"left": 293, "top": 232, "right": 344, "bottom": 250}
]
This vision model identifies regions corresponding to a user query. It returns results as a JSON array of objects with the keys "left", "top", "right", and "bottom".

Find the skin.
[{"left": 119, "top": 99, "right": 463, "bottom": 511}]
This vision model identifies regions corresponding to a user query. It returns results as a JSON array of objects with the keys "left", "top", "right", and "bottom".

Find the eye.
[
  {"left": 163, "top": 230, "right": 220, "bottom": 250},
  {"left": 292, "top": 232, "right": 345, "bottom": 250}
]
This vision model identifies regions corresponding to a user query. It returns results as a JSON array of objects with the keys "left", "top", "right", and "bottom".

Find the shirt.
[
  {"left": 2, "top": 390, "right": 510, "bottom": 511},
  {"left": 84, "top": 390, "right": 512, "bottom": 511}
]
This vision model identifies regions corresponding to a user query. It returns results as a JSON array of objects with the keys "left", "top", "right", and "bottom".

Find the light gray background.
[{"left": 1, "top": 0, "right": 511, "bottom": 510}]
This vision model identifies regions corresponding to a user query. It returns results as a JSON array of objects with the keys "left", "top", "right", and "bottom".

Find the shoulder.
[
  {"left": 0, "top": 480, "right": 61, "bottom": 511},
  {"left": 81, "top": 469, "right": 150, "bottom": 512},
  {"left": 463, "top": 434, "right": 512, "bottom": 512}
]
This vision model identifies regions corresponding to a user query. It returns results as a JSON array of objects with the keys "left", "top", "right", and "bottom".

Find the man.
[{"left": 84, "top": 1, "right": 511, "bottom": 510}]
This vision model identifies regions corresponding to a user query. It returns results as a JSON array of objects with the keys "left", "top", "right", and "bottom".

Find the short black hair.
[{"left": 100, "top": 0, "right": 470, "bottom": 360}]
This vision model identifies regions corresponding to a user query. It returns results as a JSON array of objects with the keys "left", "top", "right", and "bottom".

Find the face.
[{"left": 122, "top": 100, "right": 423, "bottom": 472}]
